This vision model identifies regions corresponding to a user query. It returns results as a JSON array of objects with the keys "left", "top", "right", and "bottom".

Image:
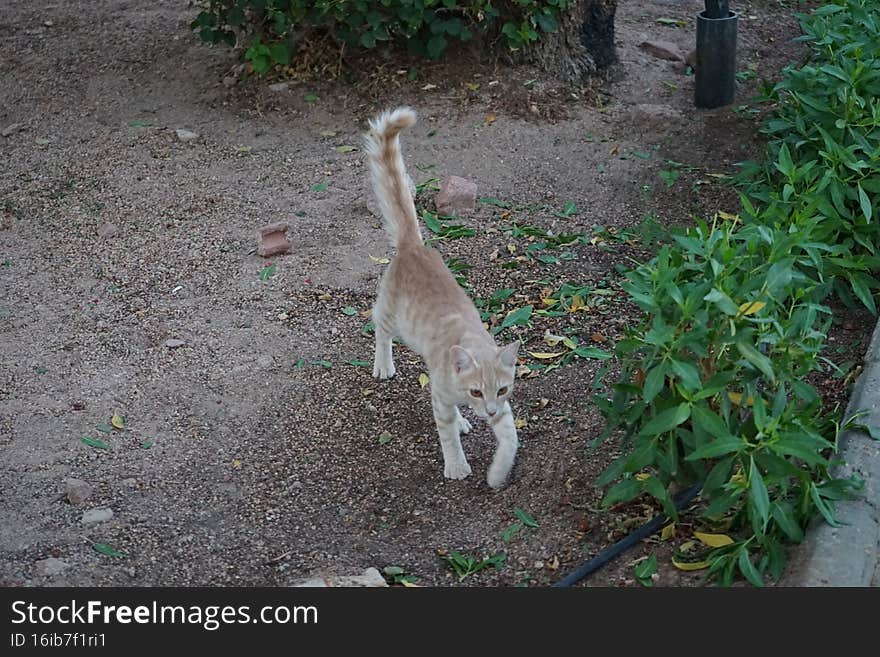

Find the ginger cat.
[{"left": 364, "top": 107, "right": 520, "bottom": 489}]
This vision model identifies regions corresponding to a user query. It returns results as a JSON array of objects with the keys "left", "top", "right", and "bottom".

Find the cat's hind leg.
[{"left": 371, "top": 295, "right": 396, "bottom": 380}]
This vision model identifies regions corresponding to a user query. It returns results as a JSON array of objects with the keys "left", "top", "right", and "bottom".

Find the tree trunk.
[{"left": 524, "top": 0, "right": 618, "bottom": 83}]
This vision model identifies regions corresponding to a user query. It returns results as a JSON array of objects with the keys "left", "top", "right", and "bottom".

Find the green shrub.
[
  {"left": 596, "top": 0, "right": 877, "bottom": 585},
  {"left": 738, "top": 0, "right": 880, "bottom": 311},
  {"left": 191, "top": 0, "right": 569, "bottom": 72}
]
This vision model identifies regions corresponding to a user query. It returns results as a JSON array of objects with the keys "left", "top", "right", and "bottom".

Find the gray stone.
[
  {"left": 2, "top": 123, "right": 22, "bottom": 137},
  {"left": 435, "top": 176, "right": 478, "bottom": 217},
  {"left": 81, "top": 507, "right": 114, "bottom": 524},
  {"left": 292, "top": 567, "right": 387, "bottom": 587},
  {"left": 163, "top": 338, "right": 186, "bottom": 348},
  {"left": 97, "top": 222, "right": 119, "bottom": 239},
  {"left": 35, "top": 557, "right": 69, "bottom": 577},
  {"left": 639, "top": 40, "right": 684, "bottom": 62},
  {"left": 175, "top": 128, "right": 199, "bottom": 142},
  {"left": 268, "top": 82, "right": 289, "bottom": 92},
  {"left": 65, "top": 478, "right": 93, "bottom": 505}
]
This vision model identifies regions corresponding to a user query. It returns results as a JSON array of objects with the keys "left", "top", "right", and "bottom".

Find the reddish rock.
[
  {"left": 639, "top": 40, "right": 684, "bottom": 62},
  {"left": 257, "top": 222, "right": 291, "bottom": 257},
  {"left": 435, "top": 176, "right": 477, "bottom": 217}
]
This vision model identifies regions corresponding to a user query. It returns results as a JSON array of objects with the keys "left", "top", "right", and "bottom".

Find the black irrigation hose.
[{"left": 551, "top": 481, "right": 704, "bottom": 587}]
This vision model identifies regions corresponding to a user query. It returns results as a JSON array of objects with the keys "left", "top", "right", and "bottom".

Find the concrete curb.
[{"left": 792, "top": 319, "right": 880, "bottom": 586}]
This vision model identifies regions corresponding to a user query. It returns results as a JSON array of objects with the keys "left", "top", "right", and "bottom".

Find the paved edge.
[{"left": 793, "top": 318, "right": 880, "bottom": 586}]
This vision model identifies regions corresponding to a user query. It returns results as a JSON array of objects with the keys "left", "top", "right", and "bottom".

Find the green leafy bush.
[
  {"left": 596, "top": 0, "right": 877, "bottom": 585},
  {"left": 738, "top": 0, "right": 880, "bottom": 310},
  {"left": 192, "top": 0, "right": 568, "bottom": 73}
]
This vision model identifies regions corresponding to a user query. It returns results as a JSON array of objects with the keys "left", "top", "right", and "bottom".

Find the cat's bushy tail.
[{"left": 364, "top": 107, "right": 421, "bottom": 248}]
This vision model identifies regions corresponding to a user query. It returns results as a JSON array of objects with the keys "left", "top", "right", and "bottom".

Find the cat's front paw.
[
  {"left": 444, "top": 460, "right": 472, "bottom": 480},
  {"left": 457, "top": 415, "right": 472, "bottom": 435},
  {"left": 372, "top": 361, "right": 396, "bottom": 380}
]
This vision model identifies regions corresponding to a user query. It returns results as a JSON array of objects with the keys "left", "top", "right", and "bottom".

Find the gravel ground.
[{"left": 1, "top": 0, "right": 868, "bottom": 587}]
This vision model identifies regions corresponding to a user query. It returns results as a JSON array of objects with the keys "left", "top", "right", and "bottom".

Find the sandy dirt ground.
[{"left": 1, "top": 0, "right": 868, "bottom": 587}]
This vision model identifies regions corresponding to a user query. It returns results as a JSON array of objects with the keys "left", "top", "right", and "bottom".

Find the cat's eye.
[
  {"left": 498, "top": 387, "right": 508, "bottom": 396},
  {"left": 469, "top": 389, "right": 482, "bottom": 398}
]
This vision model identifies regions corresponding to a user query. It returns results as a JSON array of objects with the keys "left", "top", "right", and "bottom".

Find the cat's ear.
[
  {"left": 498, "top": 342, "right": 520, "bottom": 367},
  {"left": 450, "top": 345, "right": 477, "bottom": 374}
]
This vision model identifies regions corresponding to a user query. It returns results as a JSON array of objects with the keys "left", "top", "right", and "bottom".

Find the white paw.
[
  {"left": 444, "top": 460, "right": 472, "bottom": 480},
  {"left": 457, "top": 415, "right": 472, "bottom": 435},
  {"left": 372, "top": 361, "right": 396, "bottom": 380},
  {"left": 487, "top": 466, "right": 511, "bottom": 490}
]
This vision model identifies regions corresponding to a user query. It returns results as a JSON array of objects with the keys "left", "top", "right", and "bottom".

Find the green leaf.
[
  {"left": 427, "top": 35, "right": 448, "bottom": 59},
  {"left": 344, "top": 359, "right": 370, "bottom": 367},
  {"left": 311, "top": 360, "right": 332, "bottom": 368},
  {"left": 535, "top": 13, "right": 558, "bottom": 33},
  {"left": 602, "top": 477, "right": 642, "bottom": 507},
  {"left": 378, "top": 431, "right": 393, "bottom": 445},
  {"left": 634, "top": 554, "right": 658, "bottom": 586},
  {"left": 93, "top": 543, "right": 125, "bottom": 557},
  {"left": 514, "top": 507, "right": 539, "bottom": 528},
  {"left": 638, "top": 402, "right": 691, "bottom": 437},
  {"left": 81, "top": 436, "right": 109, "bottom": 450},
  {"left": 573, "top": 346, "right": 612, "bottom": 360},
  {"left": 501, "top": 523, "right": 524, "bottom": 542},
  {"left": 703, "top": 288, "right": 739, "bottom": 316},
  {"left": 501, "top": 305, "right": 533, "bottom": 329},
  {"left": 95, "top": 423, "right": 115, "bottom": 433},
  {"left": 691, "top": 403, "right": 733, "bottom": 441},
  {"left": 659, "top": 169, "right": 679, "bottom": 188},
  {"left": 685, "top": 436, "right": 744, "bottom": 460},
  {"left": 259, "top": 263, "right": 277, "bottom": 281},
  {"left": 849, "top": 272, "right": 877, "bottom": 315},
  {"left": 670, "top": 360, "right": 701, "bottom": 391},
  {"left": 423, "top": 212, "right": 442, "bottom": 234},
  {"left": 311, "top": 182, "right": 328, "bottom": 192},
  {"left": 738, "top": 549, "right": 763, "bottom": 587},
  {"left": 268, "top": 43, "right": 290, "bottom": 65},
  {"left": 342, "top": 306, "right": 357, "bottom": 316},
  {"left": 749, "top": 457, "right": 770, "bottom": 527},
  {"left": 810, "top": 483, "right": 842, "bottom": 527},
  {"left": 858, "top": 182, "right": 872, "bottom": 222},
  {"left": 771, "top": 502, "right": 804, "bottom": 542},
  {"left": 642, "top": 362, "right": 668, "bottom": 403},
  {"left": 736, "top": 340, "right": 776, "bottom": 382},
  {"left": 304, "top": 93, "right": 318, "bottom": 103}
]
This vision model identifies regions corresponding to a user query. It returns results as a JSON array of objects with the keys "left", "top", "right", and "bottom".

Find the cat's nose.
[{"left": 487, "top": 405, "right": 498, "bottom": 417}]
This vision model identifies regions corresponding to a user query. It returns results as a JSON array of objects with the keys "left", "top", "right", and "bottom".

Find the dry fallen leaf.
[
  {"left": 506, "top": 243, "right": 516, "bottom": 255},
  {"left": 486, "top": 113, "right": 497, "bottom": 124},
  {"left": 418, "top": 373, "right": 429, "bottom": 389},
  {"left": 318, "top": 292, "right": 332, "bottom": 301},
  {"left": 111, "top": 414, "right": 125, "bottom": 430},
  {"left": 514, "top": 418, "right": 528, "bottom": 429},
  {"left": 232, "top": 459, "right": 242, "bottom": 469},
  {"left": 661, "top": 523, "right": 676, "bottom": 541},
  {"left": 693, "top": 531, "right": 735, "bottom": 548},
  {"left": 319, "top": 130, "right": 338, "bottom": 137},
  {"left": 591, "top": 332, "right": 608, "bottom": 343},
  {"left": 528, "top": 351, "right": 565, "bottom": 360},
  {"left": 369, "top": 255, "right": 391, "bottom": 264}
]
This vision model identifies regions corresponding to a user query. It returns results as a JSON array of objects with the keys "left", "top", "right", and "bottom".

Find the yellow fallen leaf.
[
  {"left": 334, "top": 145, "right": 357, "bottom": 153},
  {"left": 694, "top": 531, "right": 735, "bottom": 548},
  {"left": 661, "top": 523, "right": 676, "bottom": 541},
  {"left": 718, "top": 210, "right": 740, "bottom": 221},
  {"left": 232, "top": 459, "right": 242, "bottom": 469},
  {"left": 507, "top": 243, "right": 516, "bottom": 255},
  {"left": 541, "top": 298, "right": 557, "bottom": 307},
  {"left": 706, "top": 173, "right": 727, "bottom": 179},
  {"left": 418, "top": 373, "right": 429, "bottom": 389},
  {"left": 516, "top": 364, "right": 531, "bottom": 378},
  {"left": 672, "top": 558, "right": 712, "bottom": 571},
  {"left": 514, "top": 418, "right": 528, "bottom": 429},
  {"left": 528, "top": 351, "right": 565, "bottom": 360},
  {"left": 369, "top": 255, "right": 391, "bottom": 264},
  {"left": 634, "top": 473, "right": 652, "bottom": 481},
  {"left": 465, "top": 82, "right": 480, "bottom": 91},
  {"left": 728, "top": 391, "right": 743, "bottom": 406},
  {"left": 738, "top": 300, "right": 766, "bottom": 316},
  {"left": 543, "top": 330, "right": 565, "bottom": 345},
  {"left": 400, "top": 580, "right": 420, "bottom": 587},
  {"left": 111, "top": 414, "right": 125, "bottom": 429},
  {"left": 360, "top": 309, "right": 372, "bottom": 318},
  {"left": 568, "top": 295, "right": 587, "bottom": 313},
  {"left": 610, "top": 145, "right": 620, "bottom": 155},
  {"left": 318, "top": 292, "right": 332, "bottom": 301},
  {"left": 537, "top": 398, "right": 549, "bottom": 409},
  {"left": 319, "top": 130, "right": 338, "bottom": 137}
]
